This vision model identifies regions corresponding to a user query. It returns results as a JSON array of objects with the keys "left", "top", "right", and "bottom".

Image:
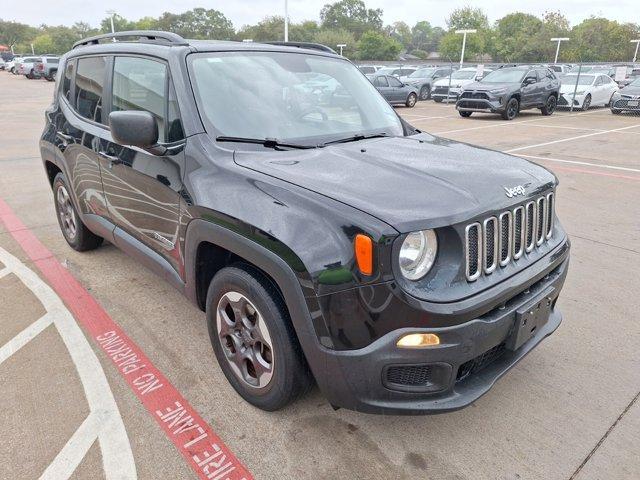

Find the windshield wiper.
[
  {"left": 321, "top": 133, "right": 389, "bottom": 146},
  {"left": 216, "top": 136, "right": 316, "bottom": 150}
]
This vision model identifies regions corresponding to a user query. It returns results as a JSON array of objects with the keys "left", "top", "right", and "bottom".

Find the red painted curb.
[{"left": 0, "top": 197, "right": 252, "bottom": 480}]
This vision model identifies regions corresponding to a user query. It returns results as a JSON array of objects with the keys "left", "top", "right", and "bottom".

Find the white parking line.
[
  {"left": 0, "top": 246, "right": 136, "bottom": 480},
  {"left": 514, "top": 154, "right": 640, "bottom": 174},
  {"left": 505, "top": 124, "right": 640, "bottom": 153}
]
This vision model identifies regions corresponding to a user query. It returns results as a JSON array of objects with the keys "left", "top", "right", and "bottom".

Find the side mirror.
[
  {"left": 523, "top": 76, "right": 537, "bottom": 85},
  {"left": 109, "top": 110, "right": 163, "bottom": 154}
]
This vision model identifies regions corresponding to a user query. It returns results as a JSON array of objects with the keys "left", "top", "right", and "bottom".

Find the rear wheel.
[
  {"left": 459, "top": 111, "right": 472, "bottom": 117},
  {"left": 581, "top": 94, "right": 591, "bottom": 111},
  {"left": 502, "top": 97, "right": 520, "bottom": 120},
  {"left": 52, "top": 173, "right": 103, "bottom": 251},
  {"left": 206, "top": 266, "right": 313, "bottom": 411},
  {"left": 541, "top": 95, "right": 557, "bottom": 115},
  {"left": 406, "top": 92, "right": 417, "bottom": 108},
  {"left": 45, "top": 70, "right": 56, "bottom": 82},
  {"left": 419, "top": 85, "right": 430, "bottom": 100}
]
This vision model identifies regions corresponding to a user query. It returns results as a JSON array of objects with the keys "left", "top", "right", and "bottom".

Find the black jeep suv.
[
  {"left": 40, "top": 31, "right": 570, "bottom": 414},
  {"left": 456, "top": 66, "right": 560, "bottom": 120}
]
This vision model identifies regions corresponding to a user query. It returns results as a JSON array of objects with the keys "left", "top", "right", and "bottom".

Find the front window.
[
  {"left": 409, "top": 68, "right": 436, "bottom": 78},
  {"left": 451, "top": 70, "right": 477, "bottom": 80},
  {"left": 188, "top": 51, "right": 403, "bottom": 146},
  {"left": 481, "top": 69, "right": 528, "bottom": 83}
]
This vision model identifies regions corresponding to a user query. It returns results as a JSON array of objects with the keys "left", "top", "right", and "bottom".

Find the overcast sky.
[{"left": 3, "top": 0, "right": 636, "bottom": 29}]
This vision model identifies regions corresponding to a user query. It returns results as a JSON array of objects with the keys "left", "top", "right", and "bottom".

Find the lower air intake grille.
[
  {"left": 385, "top": 365, "right": 432, "bottom": 387},
  {"left": 456, "top": 343, "right": 506, "bottom": 382}
]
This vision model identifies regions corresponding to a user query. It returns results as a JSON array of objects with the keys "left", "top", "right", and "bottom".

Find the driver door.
[
  {"left": 521, "top": 70, "right": 540, "bottom": 107},
  {"left": 387, "top": 76, "right": 405, "bottom": 102}
]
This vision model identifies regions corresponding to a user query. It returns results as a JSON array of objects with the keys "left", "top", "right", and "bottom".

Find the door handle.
[
  {"left": 56, "top": 131, "right": 73, "bottom": 143},
  {"left": 98, "top": 151, "right": 123, "bottom": 168}
]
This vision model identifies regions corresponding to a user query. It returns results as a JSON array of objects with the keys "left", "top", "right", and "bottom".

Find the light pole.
[
  {"left": 337, "top": 44, "right": 346, "bottom": 56},
  {"left": 106, "top": 10, "right": 116, "bottom": 39},
  {"left": 455, "top": 29, "right": 476, "bottom": 67},
  {"left": 632, "top": 39, "right": 640, "bottom": 63},
  {"left": 30, "top": 43, "right": 35, "bottom": 54},
  {"left": 284, "top": 0, "right": 289, "bottom": 42},
  {"left": 550, "top": 37, "right": 569, "bottom": 64}
]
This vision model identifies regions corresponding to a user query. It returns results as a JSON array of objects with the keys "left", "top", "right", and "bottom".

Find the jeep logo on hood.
[{"left": 504, "top": 185, "right": 527, "bottom": 198}]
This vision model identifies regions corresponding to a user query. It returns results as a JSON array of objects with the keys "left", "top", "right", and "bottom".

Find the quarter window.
[
  {"left": 112, "top": 56, "right": 168, "bottom": 140},
  {"left": 62, "top": 59, "right": 74, "bottom": 102},
  {"left": 75, "top": 56, "right": 107, "bottom": 124},
  {"left": 375, "top": 76, "right": 389, "bottom": 87}
]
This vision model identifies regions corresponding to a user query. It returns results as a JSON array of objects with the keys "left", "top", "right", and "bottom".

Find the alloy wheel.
[
  {"left": 216, "top": 291, "right": 274, "bottom": 389},
  {"left": 419, "top": 86, "right": 430, "bottom": 100},
  {"left": 582, "top": 95, "right": 591, "bottom": 111},
  {"left": 56, "top": 184, "right": 78, "bottom": 240}
]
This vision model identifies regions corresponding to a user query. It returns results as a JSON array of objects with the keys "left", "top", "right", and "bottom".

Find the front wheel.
[
  {"left": 433, "top": 97, "right": 443, "bottom": 103},
  {"left": 459, "top": 111, "right": 472, "bottom": 117},
  {"left": 581, "top": 94, "right": 591, "bottom": 111},
  {"left": 541, "top": 95, "right": 557, "bottom": 116},
  {"left": 502, "top": 97, "right": 520, "bottom": 120},
  {"left": 419, "top": 85, "right": 430, "bottom": 100},
  {"left": 206, "top": 266, "right": 313, "bottom": 411},
  {"left": 53, "top": 173, "right": 103, "bottom": 251},
  {"left": 406, "top": 92, "right": 417, "bottom": 108}
]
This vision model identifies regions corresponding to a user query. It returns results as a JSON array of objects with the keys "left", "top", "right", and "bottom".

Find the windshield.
[
  {"left": 630, "top": 77, "right": 640, "bottom": 87},
  {"left": 561, "top": 75, "right": 595, "bottom": 86},
  {"left": 188, "top": 51, "right": 403, "bottom": 146},
  {"left": 409, "top": 68, "right": 436, "bottom": 78},
  {"left": 481, "top": 68, "right": 528, "bottom": 83},
  {"left": 451, "top": 70, "right": 478, "bottom": 80}
]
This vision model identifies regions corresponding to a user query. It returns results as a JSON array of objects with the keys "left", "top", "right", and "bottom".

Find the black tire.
[
  {"left": 419, "top": 85, "right": 430, "bottom": 100},
  {"left": 52, "top": 173, "right": 103, "bottom": 251},
  {"left": 611, "top": 109, "right": 621, "bottom": 115},
  {"left": 433, "top": 97, "right": 443, "bottom": 103},
  {"left": 459, "top": 111, "right": 472, "bottom": 117},
  {"left": 206, "top": 265, "right": 313, "bottom": 411},
  {"left": 405, "top": 92, "right": 417, "bottom": 108},
  {"left": 581, "top": 94, "right": 591, "bottom": 111},
  {"left": 9, "top": 67, "right": 15, "bottom": 74},
  {"left": 502, "top": 97, "right": 520, "bottom": 120},
  {"left": 541, "top": 95, "right": 557, "bottom": 116},
  {"left": 45, "top": 70, "right": 56, "bottom": 82}
]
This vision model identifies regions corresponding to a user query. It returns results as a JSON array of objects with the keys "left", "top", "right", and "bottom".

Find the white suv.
[{"left": 431, "top": 67, "right": 492, "bottom": 102}]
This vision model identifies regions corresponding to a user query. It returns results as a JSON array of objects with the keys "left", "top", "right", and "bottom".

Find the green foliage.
[
  {"left": 410, "top": 49, "right": 429, "bottom": 60},
  {"left": 446, "top": 7, "right": 489, "bottom": 30},
  {"left": 314, "top": 29, "right": 356, "bottom": 56},
  {"left": 357, "top": 31, "right": 402, "bottom": 60},
  {"left": 386, "top": 21, "right": 412, "bottom": 50},
  {"left": 320, "top": 0, "right": 383, "bottom": 40},
  {"left": 565, "top": 17, "right": 640, "bottom": 62},
  {"left": 0, "top": 20, "right": 37, "bottom": 48}
]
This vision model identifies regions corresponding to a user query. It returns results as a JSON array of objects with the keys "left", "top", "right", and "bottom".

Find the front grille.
[
  {"left": 433, "top": 86, "right": 449, "bottom": 94},
  {"left": 460, "top": 91, "right": 490, "bottom": 100},
  {"left": 465, "top": 192, "right": 555, "bottom": 281},
  {"left": 386, "top": 365, "right": 432, "bottom": 386},
  {"left": 456, "top": 343, "right": 506, "bottom": 382},
  {"left": 613, "top": 99, "right": 640, "bottom": 110}
]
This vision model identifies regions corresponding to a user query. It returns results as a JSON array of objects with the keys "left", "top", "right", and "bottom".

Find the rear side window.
[
  {"left": 62, "top": 59, "right": 74, "bottom": 102},
  {"left": 388, "top": 76, "right": 403, "bottom": 87},
  {"left": 375, "top": 76, "right": 388, "bottom": 87},
  {"left": 76, "top": 56, "right": 107, "bottom": 124}
]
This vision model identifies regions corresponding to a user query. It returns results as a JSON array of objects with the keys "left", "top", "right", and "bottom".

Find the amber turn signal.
[
  {"left": 354, "top": 234, "right": 373, "bottom": 276},
  {"left": 397, "top": 333, "right": 440, "bottom": 348}
]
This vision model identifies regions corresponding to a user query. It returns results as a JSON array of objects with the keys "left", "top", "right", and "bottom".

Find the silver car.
[{"left": 17, "top": 56, "right": 43, "bottom": 79}]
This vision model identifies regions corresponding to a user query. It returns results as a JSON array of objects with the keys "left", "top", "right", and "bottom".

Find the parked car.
[
  {"left": 558, "top": 73, "right": 618, "bottom": 110},
  {"left": 367, "top": 73, "right": 418, "bottom": 107},
  {"left": 6, "top": 56, "right": 23, "bottom": 74},
  {"left": 456, "top": 66, "right": 560, "bottom": 120},
  {"left": 611, "top": 76, "right": 640, "bottom": 114},
  {"left": 617, "top": 68, "right": 640, "bottom": 88},
  {"left": 375, "top": 66, "right": 417, "bottom": 78},
  {"left": 431, "top": 67, "right": 492, "bottom": 103},
  {"left": 0, "top": 58, "right": 5, "bottom": 70},
  {"left": 547, "top": 64, "right": 572, "bottom": 75},
  {"left": 17, "top": 56, "right": 43, "bottom": 79},
  {"left": 400, "top": 66, "right": 457, "bottom": 100},
  {"left": 41, "top": 31, "right": 570, "bottom": 414},
  {"left": 357, "top": 65, "right": 381, "bottom": 74},
  {"left": 34, "top": 56, "right": 60, "bottom": 81}
]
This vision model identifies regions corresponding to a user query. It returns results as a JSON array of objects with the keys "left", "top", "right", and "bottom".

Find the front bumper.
[
  {"left": 558, "top": 93, "right": 586, "bottom": 108},
  {"left": 311, "top": 245, "right": 569, "bottom": 414},
  {"left": 611, "top": 98, "right": 640, "bottom": 112},
  {"left": 456, "top": 95, "right": 504, "bottom": 113},
  {"left": 432, "top": 86, "right": 461, "bottom": 101}
]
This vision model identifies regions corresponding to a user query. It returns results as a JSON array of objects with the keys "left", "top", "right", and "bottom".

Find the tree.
[
  {"left": 566, "top": 17, "right": 640, "bottom": 62},
  {"left": 237, "top": 16, "right": 286, "bottom": 41},
  {"left": 0, "top": 20, "right": 37, "bottom": 49},
  {"left": 320, "top": 0, "right": 383, "bottom": 40},
  {"left": 314, "top": 29, "right": 356, "bottom": 56},
  {"left": 160, "top": 8, "right": 234, "bottom": 40},
  {"left": 439, "top": 7, "right": 490, "bottom": 61},
  {"left": 99, "top": 14, "right": 136, "bottom": 33},
  {"left": 357, "top": 31, "right": 401, "bottom": 60},
  {"left": 290, "top": 21, "right": 320, "bottom": 42},
  {"left": 386, "top": 21, "right": 412, "bottom": 51},
  {"left": 492, "top": 13, "right": 544, "bottom": 62},
  {"left": 446, "top": 7, "right": 489, "bottom": 30}
]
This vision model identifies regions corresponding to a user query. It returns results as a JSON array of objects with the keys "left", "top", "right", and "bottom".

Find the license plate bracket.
[
  {"left": 506, "top": 287, "right": 555, "bottom": 351},
  {"left": 628, "top": 100, "right": 639, "bottom": 107}
]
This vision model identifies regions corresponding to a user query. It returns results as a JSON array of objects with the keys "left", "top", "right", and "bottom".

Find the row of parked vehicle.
[
  {"left": 359, "top": 63, "right": 640, "bottom": 119},
  {"left": 0, "top": 54, "right": 60, "bottom": 81}
]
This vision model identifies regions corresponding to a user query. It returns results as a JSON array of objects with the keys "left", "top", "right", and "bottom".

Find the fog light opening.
[{"left": 397, "top": 333, "right": 440, "bottom": 348}]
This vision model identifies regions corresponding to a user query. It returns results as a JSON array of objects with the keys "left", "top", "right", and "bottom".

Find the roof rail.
[
  {"left": 263, "top": 41, "right": 337, "bottom": 54},
  {"left": 73, "top": 31, "right": 189, "bottom": 49}
]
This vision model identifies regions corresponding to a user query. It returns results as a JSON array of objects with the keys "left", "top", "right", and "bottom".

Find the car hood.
[
  {"left": 560, "top": 83, "right": 591, "bottom": 93},
  {"left": 461, "top": 81, "right": 517, "bottom": 92},
  {"left": 620, "top": 84, "right": 640, "bottom": 96},
  {"left": 233, "top": 134, "right": 556, "bottom": 232},
  {"left": 401, "top": 76, "right": 428, "bottom": 83}
]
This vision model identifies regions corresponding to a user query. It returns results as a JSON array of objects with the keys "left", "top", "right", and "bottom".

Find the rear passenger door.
[
  {"left": 374, "top": 76, "right": 392, "bottom": 101},
  {"left": 99, "top": 55, "right": 186, "bottom": 274}
]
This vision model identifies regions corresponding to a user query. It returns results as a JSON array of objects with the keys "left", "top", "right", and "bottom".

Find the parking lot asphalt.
[{"left": 0, "top": 73, "right": 638, "bottom": 480}]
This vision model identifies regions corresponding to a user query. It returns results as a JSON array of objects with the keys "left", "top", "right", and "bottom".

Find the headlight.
[
  {"left": 490, "top": 87, "right": 508, "bottom": 95},
  {"left": 399, "top": 230, "right": 438, "bottom": 281},
  {"left": 573, "top": 90, "right": 585, "bottom": 96},
  {"left": 612, "top": 91, "right": 621, "bottom": 99}
]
